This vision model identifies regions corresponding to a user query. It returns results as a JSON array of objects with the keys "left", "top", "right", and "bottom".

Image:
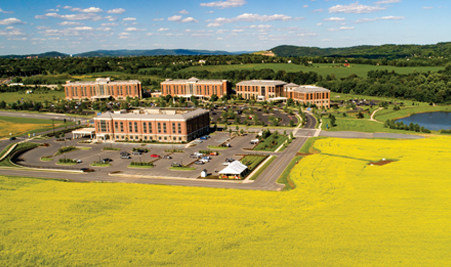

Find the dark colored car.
[
  {"left": 194, "top": 161, "right": 204, "bottom": 165},
  {"left": 9, "top": 137, "right": 16, "bottom": 141},
  {"left": 171, "top": 162, "right": 182, "bottom": 167},
  {"left": 102, "top": 158, "right": 112, "bottom": 163},
  {"left": 80, "top": 168, "right": 95, "bottom": 173}
]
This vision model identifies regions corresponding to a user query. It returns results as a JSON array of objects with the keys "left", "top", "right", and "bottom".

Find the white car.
[
  {"left": 73, "top": 159, "right": 82, "bottom": 163},
  {"left": 222, "top": 162, "right": 230, "bottom": 166},
  {"left": 200, "top": 158, "right": 210, "bottom": 163}
]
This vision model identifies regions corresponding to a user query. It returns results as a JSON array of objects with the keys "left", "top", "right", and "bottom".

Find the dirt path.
[{"left": 370, "top": 107, "right": 383, "bottom": 123}]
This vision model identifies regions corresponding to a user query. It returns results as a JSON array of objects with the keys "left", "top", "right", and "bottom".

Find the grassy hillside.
[
  {"left": 1, "top": 137, "right": 451, "bottom": 266},
  {"left": 179, "top": 63, "right": 444, "bottom": 78}
]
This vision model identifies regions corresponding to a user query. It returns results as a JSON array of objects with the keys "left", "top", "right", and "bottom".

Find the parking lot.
[
  {"left": 210, "top": 105, "right": 299, "bottom": 126},
  {"left": 20, "top": 131, "right": 261, "bottom": 179}
]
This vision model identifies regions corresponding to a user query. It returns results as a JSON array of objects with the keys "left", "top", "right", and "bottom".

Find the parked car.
[
  {"left": 121, "top": 155, "right": 131, "bottom": 159},
  {"left": 195, "top": 139, "right": 203, "bottom": 143},
  {"left": 202, "top": 156, "right": 211, "bottom": 160},
  {"left": 9, "top": 137, "right": 16, "bottom": 141},
  {"left": 171, "top": 162, "right": 182, "bottom": 167},
  {"left": 225, "top": 158, "right": 235, "bottom": 163},
  {"left": 190, "top": 154, "right": 199, "bottom": 158},
  {"left": 80, "top": 168, "right": 95, "bottom": 173},
  {"left": 163, "top": 155, "right": 172, "bottom": 159},
  {"left": 200, "top": 158, "right": 209, "bottom": 163},
  {"left": 200, "top": 136, "right": 208, "bottom": 140},
  {"left": 150, "top": 154, "right": 160, "bottom": 158},
  {"left": 73, "top": 159, "right": 82, "bottom": 163},
  {"left": 120, "top": 151, "right": 129, "bottom": 156},
  {"left": 222, "top": 162, "right": 231, "bottom": 166},
  {"left": 133, "top": 151, "right": 142, "bottom": 155},
  {"left": 194, "top": 161, "right": 204, "bottom": 165},
  {"left": 101, "top": 158, "right": 112, "bottom": 163}
]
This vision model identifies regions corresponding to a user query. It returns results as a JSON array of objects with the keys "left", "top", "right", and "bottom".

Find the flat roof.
[
  {"left": 94, "top": 108, "right": 208, "bottom": 121},
  {"left": 236, "top": 80, "right": 287, "bottom": 86},
  {"left": 72, "top": 128, "right": 96, "bottom": 134},
  {"left": 292, "top": 86, "right": 330, "bottom": 93},
  {"left": 64, "top": 79, "right": 140, "bottom": 86},
  {"left": 161, "top": 77, "right": 226, "bottom": 85}
]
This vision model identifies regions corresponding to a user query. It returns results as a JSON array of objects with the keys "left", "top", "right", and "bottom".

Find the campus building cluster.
[
  {"left": 236, "top": 80, "right": 330, "bottom": 107},
  {"left": 160, "top": 77, "right": 232, "bottom": 99},
  {"left": 93, "top": 108, "right": 209, "bottom": 143},
  {"left": 64, "top": 78, "right": 142, "bottom": 100}
]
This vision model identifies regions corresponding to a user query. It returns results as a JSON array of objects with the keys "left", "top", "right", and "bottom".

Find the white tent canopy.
[{"left": 218, "top": 161, "right": 248, "bottom": 175}]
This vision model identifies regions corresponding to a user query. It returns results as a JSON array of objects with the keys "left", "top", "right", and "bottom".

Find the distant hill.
[
  {"left": 74, "top": 49, "right": 254, "bottom": 57},
  {"left": 271, "top": 42, "right": 451, "bottom": 59},
  {"left": 0, "top": 51, "right": 69, "bottom": 59}
]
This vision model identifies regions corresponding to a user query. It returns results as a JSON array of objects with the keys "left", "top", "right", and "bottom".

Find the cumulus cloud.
[
  {"left": 153, "top": 18, "right": 164, "bottom": 21},
  {"left": 107, "top": 8, "right": 126, "bottom": 14},
  {"left": 355, "top": 15, "right": 404, "bottom": 23},
  {"left": 101, "top": 22, "right": 119, "bottom": 26},
  {"left": 97, "top": 27, "right": 113, "bottom": 31},
  {"left": 124, "top": 27, "right": 146, "bottom": 31},
  {"left": 422, "top": 7, "right": 433, "bottom": 9},
  {"left": 0, "top": 27, "right": 26, "bottom": 37},
  {"left": 157, "top": 28, "right": 169, "bottom": 31},
  {"left": 46, "top": 9, "right": 59, "bottom": 12},
  {"left": 118, "top": 32, "right": 130, "bottom": 39},
  {"left": 374, "top": 0, "right": 400, "bottom": 4},
  {"left": 58, "top": 21, "right": 84, "bottom": 26},
  {"left": 0, "top": 8, "right": 13, "bottom": 13},
  {"left": 311, "top": 9, "right": 324, "bottom": 13},
  {"left": 200, "top": 0, "right": 246, "bottom": 8},
  {"left": 329, "top": 2, "right": 386, "bottom": 13},
  {"left": 168, "top": 15, "right": 182, "bottom": 21},
  {"left": 181, "top": 17, "right": 199, "bottom": 23},
  {"left": 0, "top": 18, "right": 26, "bottom": 25},
  {"left": 179, "top": 10, "right": 189, "bottom": 14},
  {"left": 122, "top": 17, "right": 136, "bottom": 21},
  {"left": 71, "top": 7, "right": 103, "bottom": 13},
  {"left": 104, "top": 16, "right": 117, "bottom": 21},
  {"left": 323, "top": 17, "right": 346, "bottom": 21},
  {"left": 207, "top": 13, "right": 303, "bottom": 27},
  {"left": 327, "top": 26, "right": 355, "bottom": 31},
  {"left": 41, "top": 12, "right": 104, "bottom": 21}
]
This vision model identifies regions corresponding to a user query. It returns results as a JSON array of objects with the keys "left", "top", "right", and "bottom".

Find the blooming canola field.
[{"left": 1, "top": 137, "right": 450, "bottom": 266}]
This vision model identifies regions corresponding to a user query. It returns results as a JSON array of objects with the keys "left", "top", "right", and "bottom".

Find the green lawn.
[
  {"left": 299, "top": 137, "right": 327, "bottom": 154},
  {"left": 90, "top": 163, "right": 111, "bottom": 167},
  {"left": 276, "top": 155, "right": 303, "bottom": 191},
  {"left": 321, "top": 116, "right": 406, "bottom": 133},
  {"left": 169, "top": 166, "right": 196, "bottom": 171},
  {"left": 40, "top": 157, "right": 53, "bottom": 162},
  {"left": 56, "top": 162, "right": 79, "bottom": 166},
  {"left": 178, "top": 63, "right": 444, "bottom": 79},
  {"left": 330, "top": 92, "right": 429, "bottom": 106},
  {"left": 0, "top": 115, "right": 75, "bottom": 138},
  {"left": 128, "top": 165, "right": 154, "bottom": 169},
  {"left": 254, "top": 135, "right": 288, "bottom": 151},
  {"left": 207, "top": 146, "right": 229, "bottom": 150},
  {"left": 240, "top": 155, "right": 267, "bottom": 171},
  {"left": 0, "top": 91, "right": 65, "bottom": 103}
]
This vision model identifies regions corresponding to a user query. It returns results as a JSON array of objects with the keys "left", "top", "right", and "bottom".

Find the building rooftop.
[
  {"left": 161, "top": 77, "right": 226, "bottom": 85},
  {"left": 292, "top": 85, "right": 330, "bottom": 93},
  {"left": 64, "top": 77, "right": 141, "bottom": 86},
  {"left": 95, "top": 108, "right": 208, "bottom": 121},
  {"left": 236, "top": 80, "right": 287, "bottom": 86}
]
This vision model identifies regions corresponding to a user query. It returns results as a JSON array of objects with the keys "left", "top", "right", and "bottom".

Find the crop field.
[
  {"left": 1, "top": 137, "right": 450, "bottom": 266},
  {"left": 0, "top": 116, "right": 69, "bottom": 138},
  {"left": 178, "top": 63, "right": 445, "bottom": 78},
  {"left": 0, "top": 91, "right": 65, "bottom": 103}
]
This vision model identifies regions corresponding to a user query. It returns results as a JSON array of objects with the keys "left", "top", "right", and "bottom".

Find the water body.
[{"left": 395, "top": 112, "right": 451, "bottom": 131}]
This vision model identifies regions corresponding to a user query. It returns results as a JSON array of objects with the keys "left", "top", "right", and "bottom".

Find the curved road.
[{"left": 0, "top": 113, "right": 317, "bottom": 191}]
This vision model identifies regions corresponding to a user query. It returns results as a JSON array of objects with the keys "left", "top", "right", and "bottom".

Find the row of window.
[
  {"left": 237, "top": 86, "right": 277, "bottom": 93},
  {"left": 162, "top": 85, "right": 222, "bottom": 96},
  {"left": 115, "top": 135, "right": 184, "bottom": 141},
  {"left": 112, "top": 121, "right": 183, "bottom": 134},
  {"left": 66, "top": 85, "right": 139, "bottom": 98}
]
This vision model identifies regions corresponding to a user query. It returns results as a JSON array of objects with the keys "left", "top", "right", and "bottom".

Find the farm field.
[
  {"left": 178, "top": 63, "right": 445, "bottom": 78},
  {"left": 0, "top": 91, "right": 65, "bottom": 103},
  {"left": 0, "top": 116, "right": 71, "bottom": 138},
  {"left": 1, "top": 137, "right": 450, "bottom": 266}
]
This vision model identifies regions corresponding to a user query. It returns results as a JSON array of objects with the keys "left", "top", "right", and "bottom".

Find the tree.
[
  {"left": 356, "top": 111, "right": 364, "bottom": 119},
  {"left": 240, "top": 129, "right": 244, "bottom": 135},
  {"left": 330, "top": 114, "right": 336, "bottom": 127},
  {"left": 210, "top": 94, "right": 219, "bottom": 102},
  {"left": 289, "top": 119, "right": 295, "bottom": 127},
  {"left": 236, "top": 125, "right": 239, "bottom": 131}
]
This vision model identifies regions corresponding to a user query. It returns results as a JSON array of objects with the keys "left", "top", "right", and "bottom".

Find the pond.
[{"left": 395, "top": 112, "right": 451, "bottom": 131}]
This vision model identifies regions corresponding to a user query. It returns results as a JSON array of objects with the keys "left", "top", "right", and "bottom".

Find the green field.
[
  {"left": 330, "top": 92, "right": 430, "bottom": 106},
  {"left": 0, "top": 91, "right": 65, "bottom": 103},
  {"left": 374, "top": 105, "right": 451, "bottom": 122},
  {"left": 1, "top": 136, "right": 450, "bottom": 265},
  {"left": 179, "top": 63, "right": 445, "bottom": 79},
  {"left": 0, "top": 116, "right": 73, "bottom": 138}
]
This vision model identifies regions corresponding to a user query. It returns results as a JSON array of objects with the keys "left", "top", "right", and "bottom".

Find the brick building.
[
  {"left": 235, "top": 80, "right": 287, "bottom": 101},
  {"left": 93, "top": 108, "right": 209, "bottom": 143},
  {"left": 64, "top": 77, "right": 142, "bottom": 100},
  {"left": 160, "top": 77, "right": 231, "bottom": 99},
  {"left": 285, "top": 84, "right": 330, "bottom": 108}
]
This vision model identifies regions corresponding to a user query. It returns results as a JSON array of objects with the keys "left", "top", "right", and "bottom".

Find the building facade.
[
  {"left": 285, "top": 85, "right": 331, "bottom": 108},
  {"left": 64, "top": 77, "right": 142, "bottom": 100},
  {"left": 235, "top": 80, "right": 287, "bottom": 101},
  {"left": 93, "top": 108, "right": 209, "bottom": 143},
  {"left": 160, "top": 77, "right": 231, "bottom": 99}
]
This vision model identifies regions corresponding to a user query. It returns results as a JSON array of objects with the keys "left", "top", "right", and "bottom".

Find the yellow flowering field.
[{"left": 1, "top": 137, "right": 450, "bottom": 266}]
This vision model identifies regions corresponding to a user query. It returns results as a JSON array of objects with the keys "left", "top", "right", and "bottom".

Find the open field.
[
  {"left": 0, "top": 91, "right": 65, "bottom": 103},
  {"left": 330, "top": 92, "right": 431, "bottom": 106},
  {"left": 0, "top": 116, "right": 71, "bottom": 138},
  {"left": 1, "top": 136, "right": 450, "bottom": 266},
  {"left": 178, "top": 63, "right": 445, "bottom": 78}
]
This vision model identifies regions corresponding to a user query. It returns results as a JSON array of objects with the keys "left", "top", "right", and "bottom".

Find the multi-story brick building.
[
  {"left": 285, "top": 84, "right": 331, "bottom": 108},
  {"left": 64, "top": 77, "right": 142, "bottom": 100},
  {"left": 236, "top": 80, "right": 287, "bottom": 101},
  {"left": 93, "top": 108, "right": 209, "bottom": 143},
  {"left": 160, "top": 77, "right": 231, "bottom": 99}
]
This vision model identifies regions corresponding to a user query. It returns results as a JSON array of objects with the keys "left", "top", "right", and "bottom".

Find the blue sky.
[{"left": 0, "top": 0, "right": 449, "bottom": 55}]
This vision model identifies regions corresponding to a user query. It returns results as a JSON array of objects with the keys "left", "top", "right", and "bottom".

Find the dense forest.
[{"left": 272, "top": 42, "right": 451, "bottom": 59}]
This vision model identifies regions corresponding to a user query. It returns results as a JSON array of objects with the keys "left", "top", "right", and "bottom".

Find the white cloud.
[
  {"left": 101, "top": 22, "right": 118, "bottom": 26},
  {"left": 232, "top": 29, "right": 244, "bottom": 32},
  {"left": 200, "top": 0, "right": 246, "bottom": 8},
  {"left": 122, "top": 17, "right": 136, "bottom": 21},
  {"left": 48, "top": 37, "right": 60, "bottom": 40},
  {"left": 329, "top": 2, "right": 386, "bottom": 14},
  {"left": 63, "top": 6, "right": 72, "bottom": 9},
  {"left": 374, "top": 0, "right": 400, "bottom": 4},
  {"left": 0, "top": 27, "right": 26, "bottom": 37},
  {"left": 316, "top": 22, "right": 323, "bottom": 26},
  {"left": 0, "top": 18, "right": 26, "bottom": 25},
  {"left": 322, "top": 39, "right": 331, "bottom": 41},
  {"left": 36, "top": 26, "right": 50, "bottom": 30},
  {"left": 7, "top": 37, "right": 27, "bottom": 41},
  {"left": 71, "top": 7, "right": 103, "bottom": 13},
  {"left": 157, "top": 28, "right": 169, "bottom": 31},
  {"left": 118, "top": 32, "right": 130, "bottom": 39},
  {"left": 107, "top": 8, "right": 126, "bottom": 14},
  {"left": 355, "top": 15, "right": 404, "bottom": 23},
  {"left": 153, "top": 18, "right": 164, "bottom": 21},
  {"left": 43, "top": 12, "right": 103, "bottom": 21},
  {"left": 207, "top": 13, "right": 303, "bottom": 27},
  {"left": 46, "top": 9, "right": 59, "bottom": 12},
  {"left": 104, "top": 16, "right": 117, "bottom": 21},
  {"left": 181, "top": 17, "right": 199, "bottom": 23},
  {"left": 323, "top": 17, "right": 345, "bottom": 21},
  {"left": 168, "top": 15, "right": 182, "bottom": 21},
  {"left": 422, "top": 7, "right": 433, "bottom": 9},
  {"left": 35, "top": 15, "right": 47, "bottom": 19},
  {"left": 124, "top": 27, "right": 146, "bottom": 31},
  {"left": 179, "top": 10, "right": 189, "bottom": 14},
  {"left": 73, "top": 26, "right": 93, "bottom": 31},
  {"left": 206, "top": 10, "right": 215, "bottom": 13},
  {"left": 327, "top": 26, "right": 355, "bottom": 31},
  {"left": 58, "top": 21, "right": 84, "bottom": 26},
  {"left": 303, "top": 5, "right": 308, "bottom": 8},
  {"left": 97, "top": 27, "right": 113, "bottom": 31},
  {"left": 311, "top": 9, "right": 324, "bottom": 13}
]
